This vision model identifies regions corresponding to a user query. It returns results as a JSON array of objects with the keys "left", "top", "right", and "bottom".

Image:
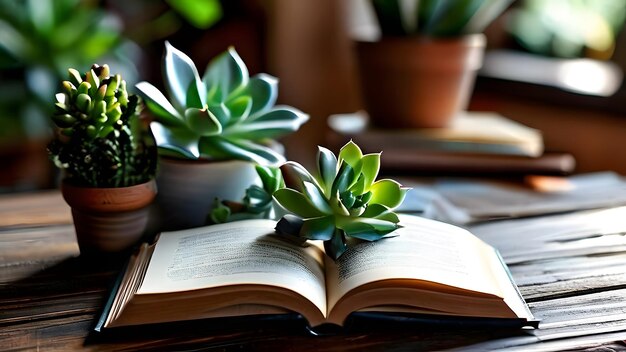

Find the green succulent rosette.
[
  {"left": 273, "top": 141, "right": 409, "bottom": 260},
  {"left": 136, "top": 42, "right": 308, "bottom": 165}
]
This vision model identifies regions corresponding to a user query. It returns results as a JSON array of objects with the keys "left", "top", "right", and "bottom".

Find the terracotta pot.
[
  {"left": 156, "top": 158, "right": 259, "bottom": 231},
  {"left": 356, "top": 34, "right": 486, "bottom": 128},
  {"left": 61, "top": 180, "right": 157, "bottom": 254}
]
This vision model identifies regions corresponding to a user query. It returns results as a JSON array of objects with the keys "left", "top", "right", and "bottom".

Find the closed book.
[{"left": 327, "top": 111, "right": 544, "bottom": 158}]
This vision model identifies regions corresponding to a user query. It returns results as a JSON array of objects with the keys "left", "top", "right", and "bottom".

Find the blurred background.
[{"left": 2, "top": 0, "right": 626, "bottom": 193}]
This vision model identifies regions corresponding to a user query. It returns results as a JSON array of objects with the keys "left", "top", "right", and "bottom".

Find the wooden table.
[{"left": 1, "top": 191, "right": 626, "bottom": 351}]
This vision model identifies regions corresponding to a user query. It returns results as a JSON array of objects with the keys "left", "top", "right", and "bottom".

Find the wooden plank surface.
[{"left": 1, "top": 191, "right": 626, "bottom": 351}]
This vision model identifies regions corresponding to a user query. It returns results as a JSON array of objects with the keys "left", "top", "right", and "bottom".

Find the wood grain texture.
[{"left": 2, "top": 191, "right": 626, "bottom": 351}]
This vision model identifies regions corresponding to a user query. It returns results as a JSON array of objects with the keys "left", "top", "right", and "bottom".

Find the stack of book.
[{"left": 327, "top": 111, "right": 575, "bottom": 176}]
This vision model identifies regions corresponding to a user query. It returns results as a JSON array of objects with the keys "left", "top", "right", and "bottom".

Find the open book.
[{"left": 97, "top": 215, "right": 535, "bottom": 330}]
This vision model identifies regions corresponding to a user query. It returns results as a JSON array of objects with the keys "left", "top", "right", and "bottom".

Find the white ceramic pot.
[{"left": 156, "top": 158, "right": 259, "bottom": 230}]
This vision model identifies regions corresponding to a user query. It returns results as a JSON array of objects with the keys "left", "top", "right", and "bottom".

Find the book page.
[
  {"left": 138, "top": 219, "right": 327, "bottom": 316},
  {"left": 326, "top": 215, "right": 504, "bottom": 312}
]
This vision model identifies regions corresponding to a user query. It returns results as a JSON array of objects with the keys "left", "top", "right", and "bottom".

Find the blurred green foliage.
[
  {"left": 371, "top": 0, "right": 514, "bottom": 37},
  {"left": 507, "top": 0, "right": 626, "bottom": 59},
  {"left": 0, "top": 0, "right": 139, "bottom": 141},
  {"left": 166, "top": 0, "right": 222, "bottom": 29}
]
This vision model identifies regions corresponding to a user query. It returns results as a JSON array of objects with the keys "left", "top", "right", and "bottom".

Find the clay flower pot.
[
  {"left": 356, "top": 34, "right": 486, "bottom": 129},
  {"left": 155, "top": 158, "right": 259, "bottom": 231},
  {"left": 61, "top": 180, "right": 157, "bottom": 254}
]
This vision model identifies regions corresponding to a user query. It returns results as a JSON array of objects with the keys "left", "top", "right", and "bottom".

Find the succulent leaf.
[
  {"left": 300, "top": 216, "right": 335, "bottom": 241},
  {"left": 209, "top": 165, "right": 284, "bottom": 224},
  {"left": 325, "top": 229, "right": 348, "bottom": 261},
  {"left": 151, "top": 121, "right": 200, "bottom": 159},
  {"left": 360, "top": 153, "right": 381, "bottom": 191},
  {"left": 370, "top": 179, "right": 409, "bottom": 209},
  {"left": 68, "top": 68, "right": 82, "bottom": 86},
  {"left": 200, "top": 137, "right": 285, "bottom": 165},
  {"left": 280, "top": 161, "right": 322, "bottom": 193},
  {"left": 302, "top": 181, "right": 333, "bottom": 214},
  {"left": 316, "top": 146, "right": 338, "bottom": 196},
  {"left": 245, "top": 74, "right": 278, "bottom": 116},
  {"left": 202, "top": 46, "right": 248, "bottom": 101},
  {"left": 163, "top": 41, "right": 205, "bottom": 110},
  {"left": 273, "top": 188, "right": 326, "bottom": 218},
  {"left": 225, "top": 96, "right": 252, "bottom": 123},
  {"left": 135, "top": 82, "right": 184, "bottom": 126},
  {"left": 184, "top": 107, "right": 222, "bottom": 136},
  {"left": 361, "top": 204, "right": 400, "bottom": 223},
  {"left": 338, "top": 140, "right": 363, "bottom": 168},
  {"left": 331, "top": 163, "right": 355, "bottom": 197}
]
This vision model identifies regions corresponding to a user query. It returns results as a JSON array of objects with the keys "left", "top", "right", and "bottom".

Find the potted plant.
[
  {"left": 356, "top": 0, "right": 514, "bottom": 128},
  {"left": 48, "top": 64, "right": 157, "bottom": 254},
  {"left": 274, "top": 141, "right": 408, "bottom": 260},
  {"left": 136, "top": 42, "right": 308, "bottom": 230}
]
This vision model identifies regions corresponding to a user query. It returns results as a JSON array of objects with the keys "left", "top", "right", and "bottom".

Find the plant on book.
[
  {"left": 99, "top": 217, "right": 535, "bottom": 330},
  {"left": 274, "top": 141, "right": 409, "bottom": 260}
]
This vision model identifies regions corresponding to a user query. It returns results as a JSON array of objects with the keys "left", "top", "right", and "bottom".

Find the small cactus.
[{"left": 48, "top": 64, "right": 157, "bottom": 188}]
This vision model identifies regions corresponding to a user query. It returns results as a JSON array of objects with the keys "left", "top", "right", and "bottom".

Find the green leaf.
[
  {"left": 184, "top": 107, "right": 222, "bottom": 136},
  {"left": 209, "top": 199, "right": 231, "bottom": 224},
  {"left": 255, "top": 165, "right": 283, "bottom": 193},
  {"left": 338, "top": 140, "right": 363, "bottom": 169},
  {"left": 342, "top": 222, "right": 386, "bottom": 241},
  {"left": 302, "top": 181, "right": 333, "bottom": 214},
  {"left": 324, "top": 229, "right": 347, "bottom": 260},
  {"left": 300, "top": 216, "right": 335, "bottom": 241},
  {"left": 135, "top": 81, "right": 184, "bottom": 126},
  {"left": 348, "top": 174, "right": 366, "bottom": 196},
  {"left": 248, "top": 106, "right": 308, "bottom": 123},
  {"left": 225, "top": 95, "right": 252, "bottom": 124},
  {"left": 203, "top": 46, "right": 248, "bottom": 101},
  {"left": 360, "top": 153, "right": 381, "bottom": 191},
  {"left": 244, "top": 185, "right": 272, "bottom": 212},
  {"left": 331, "top": 162, "right": 355, "bottom": 196},
  {"left": 342, "top": 217, "right": 399, "bottom": 235},
  {"left": 206, "top": 82, "right": 224, "bottom": 104},
  {"left": 207, "top": 103, "right": 230, "bottom": 126},
  {"left": 166, "top": 0, "right": 222, "bottom": 29},
  {"left": 163, "top": 41, "right": 205, "bottom": 110},
  {"left": 199, "top": 137, "right": 285, "bottom": 165},
  {"left": 369, "top": 179, "right": 409, "bottom": 209},
  {"left": 224, "top": 107, "right": 309, "bottom": 140},
  {"left": 273, "top": 188, "right": 326, "bottom": 218},
  {"left": 186, "top": 79, "right": 205, "bottom": 109},
  {"left": 361, "top": 204, "right": 400, "bottom": 223},
  {"left": 316, "top": 146, "right": 338, "bottom": 196},
  {"left": 419, "top": 0, "right": 485, "bottom": 36},
  {"left": 340, "top": 190, "right": 356, "bottom": 209},
  {"left": 244, "top": 73, "right": 278, "bottom": 116},
  {"left": 150, "top": 121, "right": 200, "bottom": 159},
  {"left": 280, "top": 161, "right": 320, "bottom": 191},
  {"left": 275, "top": 215, "right": 307, "bottom": 244}
]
